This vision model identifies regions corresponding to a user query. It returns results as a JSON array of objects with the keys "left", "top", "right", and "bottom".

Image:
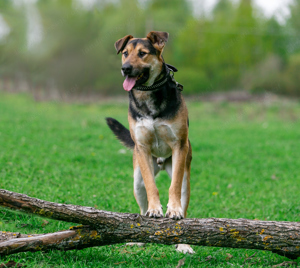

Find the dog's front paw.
[
  {"left": 145, "top": 206, "right": 163, "bottom": 218},
  {"left": 175, "top": 244, "right": 195, "bottom": 254},
  {"left": 165, "top": 205, "right": 183, "bottom": 220}
]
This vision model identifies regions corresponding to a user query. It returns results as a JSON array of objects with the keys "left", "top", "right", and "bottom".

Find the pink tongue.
[{"left": 123, "top": 76, "right": 137, "bottom": 91}]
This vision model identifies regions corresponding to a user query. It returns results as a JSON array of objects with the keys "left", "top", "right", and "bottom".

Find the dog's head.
[{"left": 114, "top": 31, "right": 169, "bottom": 91}]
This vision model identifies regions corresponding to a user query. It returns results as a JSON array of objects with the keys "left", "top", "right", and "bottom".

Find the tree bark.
[
  {"left": 1, "top": 189, "right": 300, "bottom": 259},
  {"left": 0, "top": 228, "right": 102, "bottom": 255}
]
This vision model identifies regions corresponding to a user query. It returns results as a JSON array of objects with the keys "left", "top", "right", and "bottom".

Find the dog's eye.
[
  {"left": 138, "top": 51, "right": 147, "bottom": 57},
  {"left": 123, "top": 51, "right": 128, "bottom": 57}
]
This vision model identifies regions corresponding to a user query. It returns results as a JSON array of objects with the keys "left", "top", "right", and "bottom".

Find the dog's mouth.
[{"left": 123, "top": 69, "right": 150, "bottom": 91}]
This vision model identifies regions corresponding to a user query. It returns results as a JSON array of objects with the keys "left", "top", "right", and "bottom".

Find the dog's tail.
[{"left": 106, "top": 117, "right": 135, "bottom": 149}]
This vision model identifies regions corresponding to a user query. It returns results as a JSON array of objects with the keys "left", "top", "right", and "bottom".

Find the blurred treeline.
[{"left": 0, "top": 0, "right": 300, "bottom": 99}]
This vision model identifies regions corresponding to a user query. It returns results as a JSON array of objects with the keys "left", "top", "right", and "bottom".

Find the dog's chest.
[
  {"left": 133, "top": 90, "right": 165, "bottom": 117},
  {"left": 134, "top": 118, "right": 179, "bottom": 158}
]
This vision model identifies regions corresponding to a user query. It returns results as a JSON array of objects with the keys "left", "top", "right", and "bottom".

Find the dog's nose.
[{"left": 121, "top": 64, "right": 132, "bottom": 75}]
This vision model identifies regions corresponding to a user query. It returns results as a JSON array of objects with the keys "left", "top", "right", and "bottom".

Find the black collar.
[{"left": 133, "top": 64, "right": 183, "bottom": 92}]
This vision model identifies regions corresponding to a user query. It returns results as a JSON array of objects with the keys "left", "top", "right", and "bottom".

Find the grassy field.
[{"left": 0, "top": 92, "right": 300, "bottom": 267}]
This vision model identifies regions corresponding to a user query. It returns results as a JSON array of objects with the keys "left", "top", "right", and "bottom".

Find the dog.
[{"left": 106, "top": 31, "right": 194, "bottom": 254}]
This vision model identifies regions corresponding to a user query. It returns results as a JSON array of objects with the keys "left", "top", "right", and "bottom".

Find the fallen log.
[
  {"left": 0, "top": 228, "right": 101, "bottom": 255},
  {"left": 0, "top": 189, "right": 300, "bottom": 259}
]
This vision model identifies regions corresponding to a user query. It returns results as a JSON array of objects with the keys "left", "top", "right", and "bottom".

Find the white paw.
[
  {"left": 145, "top": 206, "right": 163, "bottom": 218},
  {"left": 176, "top": 244, "right": 195, "bottom": 254},
  {"left": 126, "top": 242, "right": 145, "bottom": 247},
  {"left": 165, "top": 206, "right": 184, "bottom": 220}
]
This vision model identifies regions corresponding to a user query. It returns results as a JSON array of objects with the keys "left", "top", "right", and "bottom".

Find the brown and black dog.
[{"left": 106, "top": 31, "right": 194, "bottom": 253}]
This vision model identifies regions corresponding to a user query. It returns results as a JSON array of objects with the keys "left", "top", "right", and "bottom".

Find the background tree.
[{"left": 0, "top": 0, "right": 299, "bottom": 97}]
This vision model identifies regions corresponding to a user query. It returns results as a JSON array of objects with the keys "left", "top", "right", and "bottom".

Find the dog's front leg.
[
  {"left": 135, "top": 146, "right": 163, "bottom": 218},
  {"left": 166, "top": 142, "right": 189, "bottom": 220}
]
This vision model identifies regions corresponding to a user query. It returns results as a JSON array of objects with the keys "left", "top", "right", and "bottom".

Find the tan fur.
[
  {"left": 129, "top": 94, "right": 192, "bottom": 219},
  {"left": 122, "top": 39, "right": 164, "bottom": 87},
  {"left": 119, "top": 33, "right": 192, "bottom": 218},
  {"left": 115, "top": 31, "right": 193, "bottom": 253}
]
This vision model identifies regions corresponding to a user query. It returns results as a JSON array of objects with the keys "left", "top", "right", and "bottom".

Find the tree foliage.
[{"left": 0, "top": 0, "right": 299, "bottom": 96}]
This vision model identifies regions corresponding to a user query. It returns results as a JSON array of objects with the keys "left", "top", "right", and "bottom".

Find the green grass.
[{"left": 0, "top": 92, "right": 300, "bottom": 267}]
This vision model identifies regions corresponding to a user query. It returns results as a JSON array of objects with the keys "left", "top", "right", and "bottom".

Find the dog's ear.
[
  {"left": 114, "top": 35, "right": 133, "bottom": 54},
  {"left": 146, "top": 31, "right": 169, "bottom": 52}
]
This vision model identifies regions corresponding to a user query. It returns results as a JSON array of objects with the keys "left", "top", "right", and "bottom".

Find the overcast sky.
[
  {"left": 73, "top": 0, "right": 294, "bottom": 23},
  {"left": 192, "top": 0, "right": 293, "bottom": 22},
  {"left": 0, "top": 0, "right": 294, "bottom": 47},
  {"left": 11, "top": 0, "right": 295, "bottom": 17},
  {"left": 251, "top": 0, "right": 292, "bottom": 17}
]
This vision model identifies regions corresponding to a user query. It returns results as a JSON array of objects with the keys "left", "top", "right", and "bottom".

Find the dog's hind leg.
[
  {"left": 164, "top": 157, "right": 190, "bottom": 219},
  {"left": 128, "top": 152, "right": 160, "bottom": 247},
  {"left": 133, "top": 166, "right": 148, "bottom": 215},
  {"left": 165, "top": 154, "right": 195, "bottom": 254},
  {"left": 127, "top": 151, "right": 147, "bottom": 247},
  {"left": 175, "top": 167, "right": 194, "bottom": 254},
  {"left": 133, "top": 152, "right": 161, "bottom": 215}
]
